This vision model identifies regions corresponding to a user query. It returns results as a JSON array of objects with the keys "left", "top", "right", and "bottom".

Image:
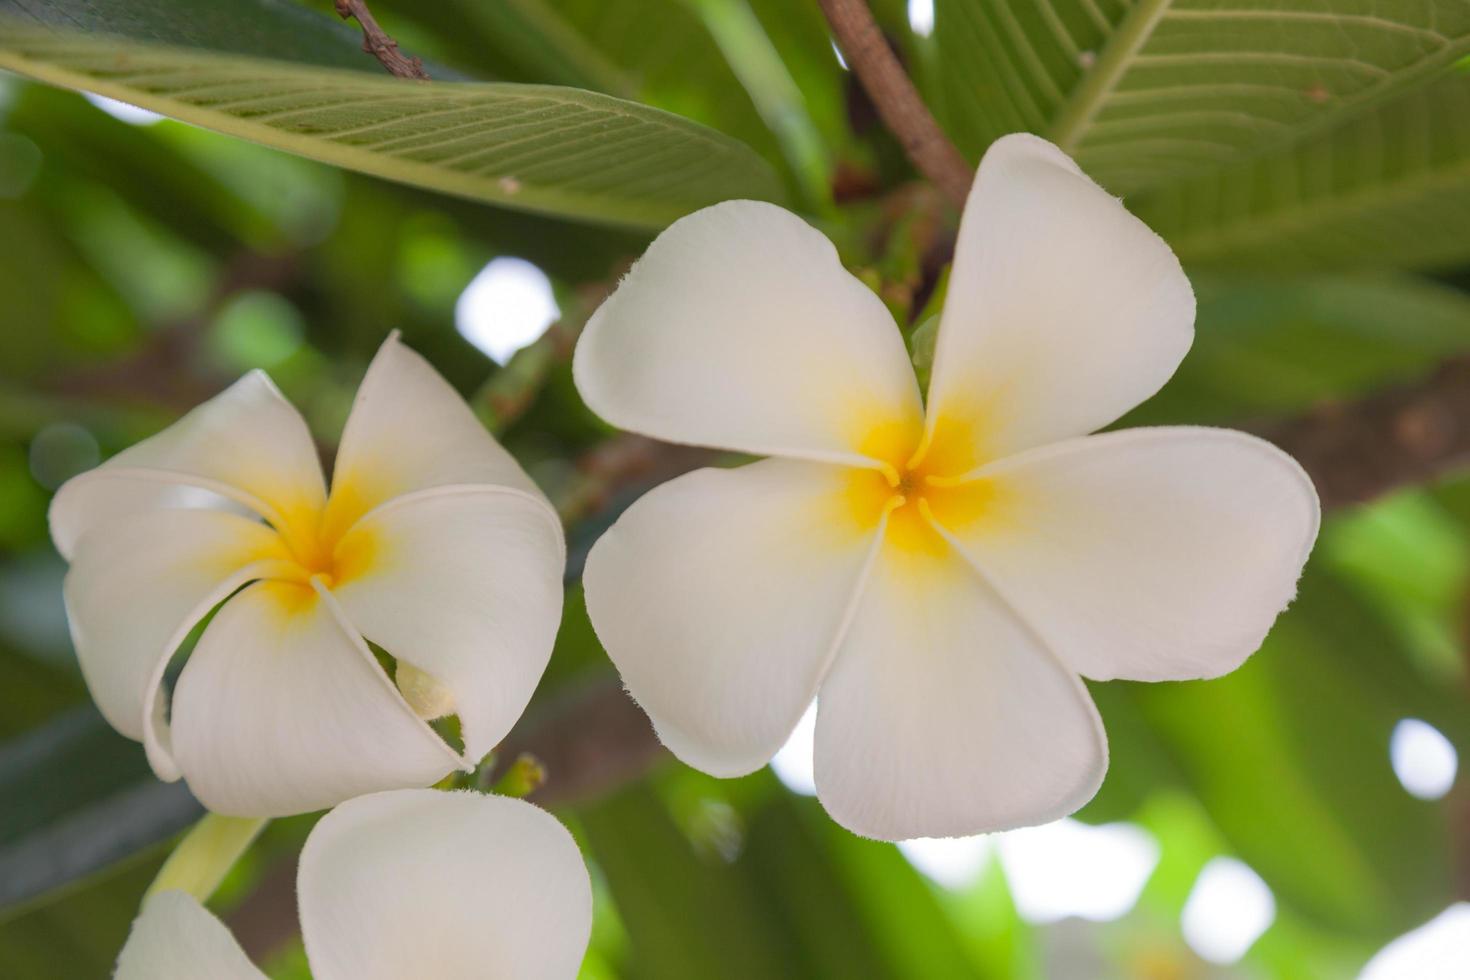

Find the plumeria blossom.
[
  {"left": 573, "top": 134, "right": 1320, "bottom": 841},
  {"left": 115, "top": 789, "right": 593, "bottom": 979},
  {"left": 51, "top": 335, "right": 565, "bottom": 817}
]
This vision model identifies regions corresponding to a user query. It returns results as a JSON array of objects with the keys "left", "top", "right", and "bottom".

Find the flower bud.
[{"left": 395, "top": 661, "right": 456, "bottom": 721}]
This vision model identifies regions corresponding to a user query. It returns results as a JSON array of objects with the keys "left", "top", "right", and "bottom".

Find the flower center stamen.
[
  {"left": 847, "top": 417, "right": 1001, "bottom": 556},
  {"left": 264, "top": 506, "right": 374, "bottom": 593}
]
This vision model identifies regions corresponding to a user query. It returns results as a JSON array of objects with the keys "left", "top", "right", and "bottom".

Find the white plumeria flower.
[
  {"left": 115, "top": 789, "right": 593, "bottom": 979},
  {"left": 573, "top": 134, "right": 1320, "bottom": 841},
  {"left": 51, "top": 335, "right": 565, "bottom": 817}
]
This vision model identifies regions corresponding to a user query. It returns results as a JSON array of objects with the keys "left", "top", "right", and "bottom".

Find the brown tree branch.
[
  {"left": 334, "top": 0, "right": 430, "bottom": 80},
  {"left": 818, "top": 0, "right": 974, "bottom": 208},
  {"left": 1252, "top": 355, "right": 1470, "bottom": 510}
]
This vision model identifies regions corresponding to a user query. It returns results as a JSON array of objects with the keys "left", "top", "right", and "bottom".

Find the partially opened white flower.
[
  {"left": 573, "top": 134, "right": 1320, "bottom": 841},
  {"left": 115, "top": 789, "right": 593, "bottom": 979},
  {"left": 51, "top": 335, "right": 565, "bottom": 816}
]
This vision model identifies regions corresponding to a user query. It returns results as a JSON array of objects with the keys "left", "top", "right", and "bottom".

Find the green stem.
[{"left": 146, "top": 814, "right": 268, "bottom": 902}]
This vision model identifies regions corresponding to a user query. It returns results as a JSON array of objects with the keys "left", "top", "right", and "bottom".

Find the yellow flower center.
[
  {"left": 259, "top": 483, "right": 381, "bottom": 599},
  {"left": 844, "top": 412, "right": 999, "bottom": 556}
]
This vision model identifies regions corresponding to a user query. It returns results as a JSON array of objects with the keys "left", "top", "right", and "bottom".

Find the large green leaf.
[
  {"left": 1126, "top": 272, "right": 1470, "bottom": 426},
  {"left": 1126, "top": 563, "right": 1463, "bottom": 939},
  {"left": 579, "top": 772, "right": 993, "bottom": 978},
  {"left": 373, "top": 0, "right": 837, "bottom": 207},
  {"left": 1136, "top": 73, "right": 1470, "bottom": 270},
  {"left": 0, "top": 707, "right": 200, "bottom": 917},
  {"left": 0, "top": 22, "right": 784, "bottom": 229},
  {"left": 0, "top": 0, "right": 387, "bottom": 71},
  {"left": 931, "top": 0, "right": 1470, "bottom": 193}
]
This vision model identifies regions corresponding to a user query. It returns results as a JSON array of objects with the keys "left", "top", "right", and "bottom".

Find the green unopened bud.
[
  {"left": 492, "top": 753, "right": 547, "bottom": 799},
  {"left": 396, "top": 661, "right": 456, "bottom": 721}
]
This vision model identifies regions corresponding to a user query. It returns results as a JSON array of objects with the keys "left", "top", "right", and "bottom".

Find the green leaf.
[
  {"left": 578, "top": 782, "right": 799, "bottom": 978},
  {"left": 579, "top": 772, "right": 995, "bottom": 978},
  {"left": 931, "top": 0, "right": 1470, "bottom": 193},
  {"left": 0, "top": 707, "right": 200, "bottom": 918},
  {"left": 1126, "top": 272, "right": 1470, "bottom": 426},
  {"left": 1136, "top": 75, "right": 1470, "bottom": 270},
  {"left": 378, "top": 0, "right": 839, "bottom": 206},
  {"left": 1128, "top": 564, "right": 1461, "bottom": 939},
  {"left": 0, "top": 22, "right": 784, "bottom": 230},
  {"left": 749, "top": 792, "right": 999, "bottom": 978},
  {"left": 0, "top": 856, "right": 161, "bottom": 978},
  {"left": 0, "top": 0, "right": 391, "bottom": 71}
]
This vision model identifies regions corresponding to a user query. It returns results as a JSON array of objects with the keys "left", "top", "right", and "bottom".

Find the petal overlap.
[
  {"left": 50, "top": 371, "right": 325, "bottom": 559},
  {"left": 924, "top": 134, "right": 1195, "bottom": 463},
  {"left": 169, "top": 581, "right": 461, "bottom": 817},
  {"left": 814, "top": 546, "right": 1108, "bottom": 840},
  {"left": 331, "top": 486, "right": 565, "bottom": 764},
  {"left": 939, "top": 427, "right": 1320, "bottom": 682},
  {"left": 62, "top": 507, "right": 293, "bottom": 778},
  {"left": 323, "top": 334, "right": 549, "bottom": 539},
  {"left": 583, "top": 458, "right": 884, "bottom": 777}
]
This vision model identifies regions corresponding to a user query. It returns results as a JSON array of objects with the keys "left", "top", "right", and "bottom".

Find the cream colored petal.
[
  {"left": 574, "top": 200, "right": 922, "bottom": 466},
  {"left": 170, "top": 581, "right": 461, "bottom": 817},
  {"left": 62, "top": 507, "right": 290, "bottom": 780},
  {"left": 331, "top": 486, "right": 564, "bottom": 765},
  {"left": 114, "top": 890, "right": 267, "bottom": 980},
  {"left": 323, "top": 334, "right": 546, "bottom": 539},
  {"left": 941, "top": 427, "right": 1319, "bottom": 682},
  {"left": 814, "top": 545, "right": 1107, "bottom": 840},
  {"left": 583, "top": 458, "right": 883, "bottom": 777},
  {"left": 925, "top": 134, "right": 1194, "bottom": 462},
  {"left": 51, "top": 371, "right": 325, "bottom": 559},
  {"left": 299, "top": 789, "right": 592, "bottom": 980}
]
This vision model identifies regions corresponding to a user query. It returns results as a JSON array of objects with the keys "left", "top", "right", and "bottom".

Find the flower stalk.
[{"left": 146, "top": 813, "right": 267, "bottom": 902}]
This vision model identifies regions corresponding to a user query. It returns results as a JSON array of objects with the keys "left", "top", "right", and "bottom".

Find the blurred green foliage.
[{"left": 1, "top": 1, "right": 1470, "bottom": 977}]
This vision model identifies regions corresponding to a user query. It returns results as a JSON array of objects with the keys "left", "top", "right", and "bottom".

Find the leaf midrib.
[{"left": 1047, "top": 0, "right": 1172, "bottom": 152}]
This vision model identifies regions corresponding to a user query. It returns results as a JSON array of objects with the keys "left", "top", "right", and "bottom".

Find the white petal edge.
[
  {"left": 814, "top": 545, "right": 1107, "bottom": 840},
  {"left": 924, "top": 134, "right": 1195, "bottom": 461},
  {"left": 942, "top": 426, "right": 1320, "bottom": 682},
  {"left": 323, "top": 333, "right": 548, "bottom": 538},
  {"left": 114, "top": 890, "right": 267, "bottom": 980},
  {"left": 169, "top": 580, "right": 462, "bottom": 817},
  {"left": 574, "top": 200, "right": 922, "bottom": 467},
  {"left": 298, "top": 789, "right": 592, "bottom": 980},
  {"left": 61, "top": 507, "right": 293, "bottom": 781},
  {"left": 583, "top": 458, "right": 885, "bottom": 777},
  {"left": 331, "top": 485, "right": 565, "bottom": 765},
  {"left": 51, "top": 370, "right": 325, "bottom": 560}
]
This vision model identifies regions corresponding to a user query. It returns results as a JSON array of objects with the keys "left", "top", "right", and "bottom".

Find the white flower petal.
[
  {"left": 170, "top": 581, "right": 460, "bottom": 817},
  {"left": 62, "top": 508, "right": 291, "bottom": 780},
  {"left": 298, "top": 789, "right": 592, "bottom": 980},
  {"left": 50, "top": 371, "right": 325, "bottom": 559},
  {"left": 584, "top": 458, "right": 883, "bottom": 777},
  {"left": 814, "top": 547, "right": 1107, "bottom": 840},
  {"left": 324, "top": 334, "right": 546, "bottom": 537},
  {"left": 115, "top": 890, "right": 266, "bottom": 980},
  {"left": 331, "top": 487, "right": 564, "bottom": 764},
  {"left": 944, "top": 427, "right": 1319, "bottom": 682},
  {"left": 925, "top": 134, "right": 1194, "bottom": 461},
  {"left": 574, "top": 200, "right": 922, "bottom": 466}
]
